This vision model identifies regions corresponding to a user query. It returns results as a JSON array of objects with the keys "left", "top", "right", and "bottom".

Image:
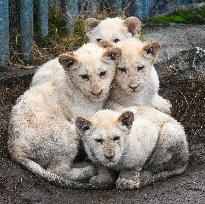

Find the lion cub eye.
[
  {"left": 113, "top": 38, "right": 120, "bottom": 43},
  {"left": 80, "top": 74, "right": 89, "bottom": 81},
  {"left": 113, "top": 136, "right": 120, "bottom": 141},
  {"left": 118, "top": 67, "right": 127, "bottom": 73},
  {"left": 99, "top": 71, "right": 107, "bottom": 78},
  {"left": 95, "top": 138, "right": 104, "bottom": 144},
  {"left": 96, "top": 39, "right": 102, "bottom": 42},
  {"left": 137, "top": 65, "right": 145, "bottom": 71}
]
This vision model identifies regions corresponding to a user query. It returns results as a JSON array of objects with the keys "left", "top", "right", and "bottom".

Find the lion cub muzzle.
[{"left": 104, "top": 144, "right": 116, "bottom": 161}]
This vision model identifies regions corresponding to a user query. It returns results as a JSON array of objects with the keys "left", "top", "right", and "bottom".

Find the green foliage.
[
  {"left": 139, "top": 34, "right": 145, "bottom": 41},
  {"left": 149, "top": 8, "right": 205, "bottom": 24},
  {"left": 74, "top": 19, "right": 86, "bottom": 35},
  {"left": 34, "top": 9, "right": 87, "bottom": 52},
  {"left": 48, "top": 8, "right": 67, "bottom": 38}
]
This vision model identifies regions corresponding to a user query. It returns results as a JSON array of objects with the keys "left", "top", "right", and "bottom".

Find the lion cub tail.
[{"left": 13, "top": 156, "right": 110, "bottom": 190}]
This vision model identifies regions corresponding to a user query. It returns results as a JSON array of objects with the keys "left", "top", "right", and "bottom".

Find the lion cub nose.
[
  {"left": 91, "top": 90, "right": 103, "bottom": 97},
  {"left": 128, "top": 85, "right": 139, "bottom": 92},
  {"left": 105, "top": 153, "right": 115, "bottom": 160}
]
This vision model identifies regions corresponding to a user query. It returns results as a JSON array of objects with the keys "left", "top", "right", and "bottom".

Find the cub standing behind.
[
  {"left": 102, "top": 38, "right": 171, "bottom": 114},
  {"left": 76, "top": 107, "right": 189, "bottom": 189},
  {"left": 85, "top": 16, "right": 142, "bottom": 44},
  {"left": 8, "top": 43, "right": 122, "bottom": 189}
]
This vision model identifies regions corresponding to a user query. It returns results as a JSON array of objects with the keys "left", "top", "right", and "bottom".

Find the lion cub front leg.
[
  {"left": 116, "top": 169, "right": 141, "bottom": 190},
  {"left": 151, "top": 94, "right": 172, "bottom": 115},
  {"left": 90, "top": 166, "right": 115, "bottom": 187}
]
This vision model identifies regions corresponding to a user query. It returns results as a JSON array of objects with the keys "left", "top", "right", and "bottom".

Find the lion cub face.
[
  {"left": 115, "top": 38, "right": 160, "bottom": 93},
  {"left": 76, "top": 110, "right": 134, "bottom": 167},
  {"left": 59, "top": 43, "right": 121, "bottom": 101},
  {"left": 85, "top": 17, "right": 141, "bottom": 45}
]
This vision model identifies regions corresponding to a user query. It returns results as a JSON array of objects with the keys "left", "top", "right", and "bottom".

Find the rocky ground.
[
  {"left": 0, "top": 35, "right": 205, "bottom": 203},
  {"left": 144, "top": 24, "right": 205, "bottom": 62}
]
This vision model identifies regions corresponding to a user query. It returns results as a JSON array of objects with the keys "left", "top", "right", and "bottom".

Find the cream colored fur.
[
  {"left": 104, "top": 38, "right": 172, "bottom": 114},
  {"left": 8, "top": 43, "right": 121, "bottom": 189},
  {"left": 86, "top": 17, "right": 141, "bottom": 44},
  {"left": 76, "top": 106, "right": 189, "bottom": 189}
]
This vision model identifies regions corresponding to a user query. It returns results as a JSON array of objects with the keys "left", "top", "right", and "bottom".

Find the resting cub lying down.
[
  {"left": 102, "top": 38, "right": 172, "bottom": 114},
  {"left": 76, "top": 107, "right": 189, "bottom": 190},
  {"left": 8, "top": 43, "right": 121, "bottom": 189}
]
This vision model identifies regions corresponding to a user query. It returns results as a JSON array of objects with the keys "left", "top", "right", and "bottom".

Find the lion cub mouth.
[{"left": 91, "top": 90, "right": 103, "bottom": 98}]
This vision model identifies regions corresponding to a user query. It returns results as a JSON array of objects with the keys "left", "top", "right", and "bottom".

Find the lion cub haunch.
[
  {"left": 85, "top": 17, "right": 141, "bottom": 44},
  {"left": 103, "top": 38, "right": 172, "bottom": 114},
  {"left": 76, "top": 107, "right": 189, "bottom": 190},
  {"left": 8, "top": 43, "right": 122, "bottom": 189}
]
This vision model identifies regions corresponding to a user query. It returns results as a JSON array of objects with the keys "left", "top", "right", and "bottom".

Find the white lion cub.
[
  {"left": 76, "top": 107, "right": 189, "bottom": 189},
  {"left": 85, "top": 16, "right": 141, "bottom": 44},
  {"left": 8, "top": 43, "right": 122, "bottom": 189},
  {"left": 103, "top": 38, "right": 172, "bottom": 114}
]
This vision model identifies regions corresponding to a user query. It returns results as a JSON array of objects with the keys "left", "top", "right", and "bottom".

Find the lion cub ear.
[
  {"left": 102, "top": 47, "right": 122, "bottom": 63},
  {"left": 59, "top": 52, "right": 78, "bottom": 70},
  {"left": 75, "top": 117, "right": 92, "bottom": 134},
  {"left": 123, "top": 16, "right": 142, "bottom": 37},
  {"left": 118, "top": 111, "right": 134, "bottom": 130},
  {"left": 141, "top": 41, "right": 160, "bottom": 56},
  {"left": 141, "top": 41, "right": 160, "bottom": 63},
  {"left": 85, "top": 18, "right": 100, "bottom": 34}
]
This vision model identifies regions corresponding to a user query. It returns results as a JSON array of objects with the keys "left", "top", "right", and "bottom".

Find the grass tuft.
[{"left": 149, "top": 6, "right": 205, "bottom": 24}]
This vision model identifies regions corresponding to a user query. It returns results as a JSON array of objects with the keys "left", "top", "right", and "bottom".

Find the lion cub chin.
[
  {"left": 76, "top": 107, "right": 189, "bottom": 190},
  {"left": 102, "top": 38, "right": 172, "bottom": 114},
  {"left": 85, "top": 16, "right": 141, "bottom": 44}
]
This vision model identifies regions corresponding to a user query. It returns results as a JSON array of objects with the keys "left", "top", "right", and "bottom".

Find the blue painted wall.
[
  {"left": 38, "top": 0, "right": 49, "bottom": 37},
  {"left": 20, "top": 0, "right": 33, "bottom": 63},
  {"left": 0, "top": 0, "right": 9, "bottom": 70},
  {"left": 0, "top": 0, "right": 203, "bottom": 71}
]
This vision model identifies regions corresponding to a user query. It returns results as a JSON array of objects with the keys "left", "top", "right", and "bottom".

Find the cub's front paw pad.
[
  {"left": 90, "top": 175, "right": 114, "bottom": 187},
  {"left": 116, "top": 178, "right": 139, "bottom": 190}
]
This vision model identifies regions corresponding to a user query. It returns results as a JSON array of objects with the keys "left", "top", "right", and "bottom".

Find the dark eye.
[
  {"left": 118, "top": 67, "right": 127, "bottom": 73},
  {"left": 99, "top": 71, "right": 106, "bottom": 77},
  {"left": 113, "top": 38, "right": 120, "bottom": 43},
  {"left": 80, "top": 74, "right": 89, "bottom": 81},
  {"left": 113, "top": 136, "right": 120, "bottom": 141},
  {"left": 96, "top": 39, "right": 102, "bottom": 42},
  {"left": 95, "top": 138, "right": 103, "bottom": 144},
  {"left": 137, "top": 65, "right": 145, "bottom": 71}
]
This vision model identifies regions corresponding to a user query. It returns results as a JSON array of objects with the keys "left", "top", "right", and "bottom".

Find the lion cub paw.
[{"left": 116, "top": 178, "right": 140, "bottom": 190}]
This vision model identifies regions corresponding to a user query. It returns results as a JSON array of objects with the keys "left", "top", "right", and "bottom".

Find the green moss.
[
  {"left": 34, "top": 9, "right": 88, "bottom": 49},
  {"left": 139, "top": 34, "right": 145, "bottom": 41},
  {"left": 149, "top": 8, "right": 205, "bottom": 24},
  {"left": 48, "top": 8, "right": 67, "bottom": 38},
  {"left": 74, "top": 19, "right": 86, "bottom": 35}
]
